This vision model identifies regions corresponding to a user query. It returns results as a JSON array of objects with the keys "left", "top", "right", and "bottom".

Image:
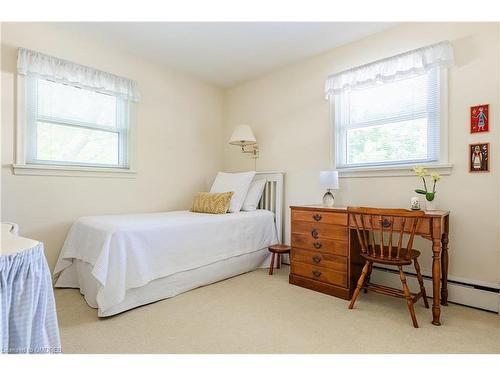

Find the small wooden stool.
[{"left": 268, "top": 244, "right": 291, "bottom": 275}]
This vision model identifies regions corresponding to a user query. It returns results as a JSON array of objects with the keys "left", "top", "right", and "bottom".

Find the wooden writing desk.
[{"left": 290, "top": 205, "right": 450, "bottom": 326}]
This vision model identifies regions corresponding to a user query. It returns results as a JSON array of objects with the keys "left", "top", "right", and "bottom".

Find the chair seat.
[{"left": 361, "top": 247, "right": 421, "bottom": 265}]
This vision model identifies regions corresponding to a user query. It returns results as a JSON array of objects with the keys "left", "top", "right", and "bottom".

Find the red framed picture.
[
  {"left": 469, "top": 143, "right": 489, "bottom": 172},
  {"left": 470, "top": 104, "right": 489, "bottom": 133}
]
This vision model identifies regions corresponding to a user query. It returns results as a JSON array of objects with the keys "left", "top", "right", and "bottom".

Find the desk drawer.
[
  {"left": 292, "top": 209, "right": 347, "bottom": 226},
  {"left": 291, "top": 221, "right": 348, "bottom": 240},
  {"left": 291, "top": 234, "right": 348, "bottom": 256},
  {"left": 291, "top": 248, "right": 347, "bottom": 272},
  {"left": 291, "top": 262, "right": 347, "bottom": 288}
]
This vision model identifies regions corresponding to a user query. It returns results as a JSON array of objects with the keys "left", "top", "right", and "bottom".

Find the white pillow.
[
  {"left": 242, "top": 179, "right": 266, "bottom": 211},
  {"left": 210, "top": 171, "right": 256, "bottom": 213}
]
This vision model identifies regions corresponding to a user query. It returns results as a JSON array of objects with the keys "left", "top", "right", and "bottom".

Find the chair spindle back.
[{"left": 348, "top": 207, "right": 425, "bottom": 260}]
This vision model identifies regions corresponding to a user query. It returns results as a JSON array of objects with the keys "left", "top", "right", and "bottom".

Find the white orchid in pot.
[{"left": 413, "top": 166, "right": 441, "bottom": 210}]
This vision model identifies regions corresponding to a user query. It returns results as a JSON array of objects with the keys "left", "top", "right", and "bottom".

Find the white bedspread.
[{"left": 54, "top": 210, "right": 277, "bottom": 311}]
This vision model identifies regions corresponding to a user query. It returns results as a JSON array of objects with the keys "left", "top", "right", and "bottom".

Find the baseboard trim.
[{"left": 370, "top": 267, "right": 500, "bottom": 313}]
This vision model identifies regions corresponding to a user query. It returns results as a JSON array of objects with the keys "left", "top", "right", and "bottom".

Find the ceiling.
[{"left": 59, "top": 22, "right": 396, "bottom": 87}]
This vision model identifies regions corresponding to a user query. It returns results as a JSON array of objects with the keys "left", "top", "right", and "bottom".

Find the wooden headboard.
[{"left": 255, "top": 172, "right": 284, "bottom": 243}]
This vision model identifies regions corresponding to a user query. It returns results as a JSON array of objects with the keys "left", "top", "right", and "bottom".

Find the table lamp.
[{"left": 320, "top": 170, "right": 339, "bottom": 207}]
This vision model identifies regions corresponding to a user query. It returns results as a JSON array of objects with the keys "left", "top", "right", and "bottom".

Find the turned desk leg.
[
  {"left": 441, "top": 217, "right": 450, "bottom": 306},
  {"left": 431, "top": 238, "right": 442, "bottom": 326},
  {"left": 441, "top": 233, "right": 449, "bottom": 306}
]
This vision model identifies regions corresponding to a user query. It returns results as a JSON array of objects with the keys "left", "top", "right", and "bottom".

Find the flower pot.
[{"left": 425, "top": 199, "right": 437, "bottom": 211}]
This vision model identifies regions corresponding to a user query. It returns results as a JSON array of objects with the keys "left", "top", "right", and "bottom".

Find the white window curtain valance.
[
  {"left": 325, "top": 41, "right": 454, "bottom": 98},
  {"left": 17, "top": 48, "right": 140, "bottom": 102}
]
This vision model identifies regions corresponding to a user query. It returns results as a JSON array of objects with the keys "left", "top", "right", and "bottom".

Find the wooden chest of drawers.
[{"left": 289, "top": 205, "right": 363, "bottom": 300}]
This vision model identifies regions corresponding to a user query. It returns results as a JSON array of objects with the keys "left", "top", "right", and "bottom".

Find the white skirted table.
[{"left": 1, "top": 224, "right": 61, "bottom": 354}]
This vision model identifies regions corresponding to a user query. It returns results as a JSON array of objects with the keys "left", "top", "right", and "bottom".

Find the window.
[
  {"left": 26, "top": 77, "right": 129, "bottom": 168},
  {"left": 325, "top": 41, "right": 454, "bottom": 173},
  {"left": 15, "top": 48, "right": 139, "bottom": 176},
  {"left": 335, "top": 68, "right": 441, "bottom": 169}
]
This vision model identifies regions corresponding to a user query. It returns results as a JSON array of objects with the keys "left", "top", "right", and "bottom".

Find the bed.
[{"left": 53, "top": 172, "right": 283, "bottom": 317}]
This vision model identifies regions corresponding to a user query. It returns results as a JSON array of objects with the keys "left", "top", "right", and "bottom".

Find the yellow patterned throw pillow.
[{"left": 190, "top": 192, "right": 234, "bottom": 214}]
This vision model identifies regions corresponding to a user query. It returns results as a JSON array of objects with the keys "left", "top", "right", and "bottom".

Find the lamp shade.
[
  {"left": 320, "top": 170, "right": 339, "bottom": 189},
  {"left": 229, "top": 124, "right": 257, "bottom": 146}
]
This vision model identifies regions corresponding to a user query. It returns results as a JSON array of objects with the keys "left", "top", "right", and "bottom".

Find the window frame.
[
  {"left": 331, "top": 68, "right": 452, "bottom": 178},
  {"left": 14, "top": 75, "right": 136, "bottom": 178}
]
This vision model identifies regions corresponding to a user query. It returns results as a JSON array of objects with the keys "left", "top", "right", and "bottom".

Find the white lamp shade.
[
  {"left": 229, "top": 124, "right": 257, "bottom": 146},
  {"left": 320, "top": 170, "right": 339, "bottom": 189}
]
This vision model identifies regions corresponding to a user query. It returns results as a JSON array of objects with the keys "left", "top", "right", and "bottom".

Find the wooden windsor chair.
[{"left": 347, "top": 207, "right": 429, "bottom": 328}]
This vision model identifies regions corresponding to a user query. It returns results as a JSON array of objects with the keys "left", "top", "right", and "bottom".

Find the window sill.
[
  {"left": 12, "top": 164, "right": 137, "bottom": 178},
  {"left": 337, "top": 163, "right": 453, "bottom": 178}
]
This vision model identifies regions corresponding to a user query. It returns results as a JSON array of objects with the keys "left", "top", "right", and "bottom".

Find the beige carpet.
[{"left": 55, "top": 266, "right": 500, "bottom": 354}]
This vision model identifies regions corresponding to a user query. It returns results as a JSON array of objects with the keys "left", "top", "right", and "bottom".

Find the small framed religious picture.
[
  {"left": 470, "top": 104, "right": 489, "bottom": 133},
  {"left": 469, "top": 143, "right": 490, "bottom": 172}
]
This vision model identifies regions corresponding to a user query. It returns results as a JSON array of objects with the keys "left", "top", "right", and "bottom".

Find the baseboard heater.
[{"left": 371, "top": 266, "right": 500, "bottom": 313}]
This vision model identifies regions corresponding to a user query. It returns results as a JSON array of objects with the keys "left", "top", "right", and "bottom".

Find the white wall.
[
  {"left": 223, "top": 22, "right": 500, "bottom": 285},
  {"left": 1, "top": 23, "right": 225, "bottom": 269}
]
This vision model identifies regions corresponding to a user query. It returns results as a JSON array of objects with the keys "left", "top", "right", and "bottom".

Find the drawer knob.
[
  {"left": 311, "top": 229, "right": 319, "bottom": 239},
  {"left": 312, "top": 214, "right": 322, "bottom": 221},
  {"left": 312, "top": 270, "right": 322, "bottom": 278},
  {"left": 312, "top": 255, "right": 321, "bottom": 263},
  {"left": 313, "top": 242, "right": 322, "bottom": 249}
]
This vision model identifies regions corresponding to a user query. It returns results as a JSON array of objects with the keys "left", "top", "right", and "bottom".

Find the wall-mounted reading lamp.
[{"left": 229, "top": 124, "right": 259, "bottom": 159}]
